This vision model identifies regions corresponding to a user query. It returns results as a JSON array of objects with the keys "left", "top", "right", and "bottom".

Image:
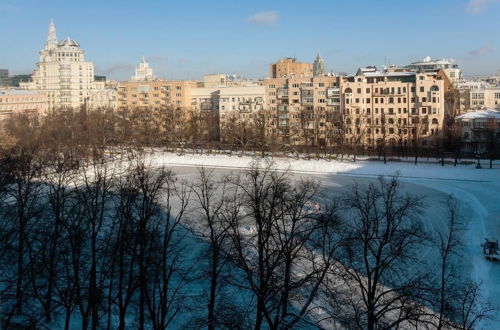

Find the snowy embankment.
[
  {"left": 143, "top": 152, "right": 500, "bottom": 329},
  {"left": 144, "top": 152, "right": 499, "bottom": 182}
]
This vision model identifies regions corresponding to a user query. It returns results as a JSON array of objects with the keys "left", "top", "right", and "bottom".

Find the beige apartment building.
[
  {"left": 0, "top": 89, "right": 48, "bottom": 122},
  {"left": 464, "top": 86, "right": 500, "bottom": 110},
  {"left": 340, "top": 67, "right": 446, "bottom": 149},
  {"left": 87, "top": 89, "right": 117, "bottom": 110},
  {"left": 189, "top": 86, "right": 266, "bottom": 142},
  {"left": 20, "top": 20, "right": 105, "bottom": 110},
  {"left": 117, "top": 80, "right": 197, "bottom": 111},
  {"left": 270, "top": 58, "right": 313, "bottom": 78},
  {"left": 218, "top": 86, "right": 265, "bottom": 141},
  {"left": 456, "top": 109, "right": 500, "bottom": 153},
  {"left": 264, "top": 76, "right": 341, "bottom": 146}
]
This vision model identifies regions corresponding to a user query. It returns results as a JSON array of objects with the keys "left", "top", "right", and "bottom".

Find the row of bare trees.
[{"left": 5, "top": 106, "right": 496, "bottom": 165}]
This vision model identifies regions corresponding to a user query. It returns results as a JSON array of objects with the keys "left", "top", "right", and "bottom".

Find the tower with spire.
[
  {"left": 313, "top": 52, "right": 326, "bottom": 77},
  {"left": 45, "top": 18, "right": 58, "bottom": 50},
  {"left": 132, "top": 56, "right": 155, "bottom": 81},
  {"left": 20, "top": 19, "right": 106, "bottom": 110}
]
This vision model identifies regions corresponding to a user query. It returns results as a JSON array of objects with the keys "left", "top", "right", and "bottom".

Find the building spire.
[
  {"left": 313, "top": 51, "right": 326, "bottom": 77},
  {"left": 46, "top": 18, "right": 58, "bottom": 49}
]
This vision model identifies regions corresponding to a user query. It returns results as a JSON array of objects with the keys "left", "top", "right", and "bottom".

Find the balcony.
[
  {"left": 277, "top": 104, "right": 288, "bottom": 111},
  {"left": 201, "top": 102, "right": 213, "bottom": 111},
  {"left": 238, "top": 105, "right": 252, "bottom": 112},
  {"left": 301, "top": 97, "right": 314, "bottom": 104},
  {"left": 278, "top": 120, "right": 289, "bottom": 127},
  {"left": 277, "top": 88, "right": 289, "bottom": 99},
  {"left": 326, "top": 88, "right": 340, "bottom": 97}
]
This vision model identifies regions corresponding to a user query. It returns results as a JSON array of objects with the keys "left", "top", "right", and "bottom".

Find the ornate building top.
[
  {"left": 313, "top": 52, "right": 326, "bottom": 77},
  {"left": 132, "top": 56, "right": 155, "bottom": 81},
  {"left": 39, "top": 20, "right": 85, "bottom": 63},
  {"left": 46, "top": 18, "right": 57, "bottom": 49}
]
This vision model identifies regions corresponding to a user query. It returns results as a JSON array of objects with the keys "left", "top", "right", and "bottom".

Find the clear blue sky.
[{"left": 1, "top": 0, "right": 499, "bottom": 80}]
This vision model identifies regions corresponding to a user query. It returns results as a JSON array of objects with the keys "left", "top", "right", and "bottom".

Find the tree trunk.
[{"left": 208, "top": 251, "right": 218, "bottom": 330}]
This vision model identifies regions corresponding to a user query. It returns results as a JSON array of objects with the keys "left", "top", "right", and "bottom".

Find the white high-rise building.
[
  {"left": 313, "top": 53, "right": 326, "bottom": 77},
  {"left": 131, "top": 56, "right": 155, "bottom": 81},
  {"left": 20, "top": 19, "right": 104, "bottom": 110}
]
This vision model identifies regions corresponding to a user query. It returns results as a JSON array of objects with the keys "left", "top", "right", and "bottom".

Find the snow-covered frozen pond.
[{"left": 146, "top": 152, "right": 500, "bottom": 328}]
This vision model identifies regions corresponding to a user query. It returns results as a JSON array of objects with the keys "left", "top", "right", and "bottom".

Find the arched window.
[
  {"left": 430, "top": 85, "right": 439, "bottom": 92},
  {"left": 345, "top": 88, "right": 352, "bottom": 93},
  {"left": 431, "top": 118, "right": 438, "bottom": 125}
]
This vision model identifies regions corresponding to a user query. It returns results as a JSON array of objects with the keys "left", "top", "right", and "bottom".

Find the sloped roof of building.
[
  {"left": 58, "top": 37, "right": 80, "bottom": 48},
  {"left": 457, "top": 109, "right": 500, "bottom": 120}
]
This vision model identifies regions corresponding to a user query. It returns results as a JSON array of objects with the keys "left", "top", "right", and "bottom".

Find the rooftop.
[
  {"left": 0, "top": 89, "right": 45, "bottom": 96},
  {"left": 410, "top": 56, "right": 455, "bottom": 66},
  {"left": 457, "top": 109, "right": 500, "bottom": 120}
]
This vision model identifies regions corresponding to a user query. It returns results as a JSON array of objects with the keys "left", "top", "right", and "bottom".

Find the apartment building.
[
  {"left": 456, "top": 109, "right": 500, "bottom": 153},
  {"left": 117, "top": 80, "right": 197, "bottom": 110},
  {"left": 460, "top": 84, "right": 500, "bottom": 110},
  {"left": 340, "top": 67, "right": 446, "bottom": 149},
  {"left": 218, "top": 86, "right": 265, "bottom": 141},
  {"left": 190, "top": 86, "right": 266, "bottom": 142},
  {"left": 0, "top": 89, "right": 48, "bottom": 121},
  {"left": 20, "top": 20, "right": 105, "bottom": 110},
  {"left": 264, "top": 76, "right": 341, "bottom": 146},
  {"left": 269, "top": 58, "right": 313, "bottom": 78},
  {"left": 87, "top": 89, "right": 117, "bottom": 110}
]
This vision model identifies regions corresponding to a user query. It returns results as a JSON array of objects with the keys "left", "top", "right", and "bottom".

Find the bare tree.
[
  {"left": 2, "top": 143, "right": 42, "bottom": 318},
  {"left": 109, "top": 166, "right": 141, "bottom": 330},
  {"left": 36, "top": 155, "right": 76, "bottom": 323},
  {"left": 190, "top": 167, "right": 234, "bottom": 329},
  {"left": 142, "top": 165, "right": 191, "bottom": 330},
  {"left": 430, "top": 196, "right": 496, "bottom": 329},
  {"left": 225, "top": 161, "right": 340, "bottom": 329},
  {"left": 338, "top": 176, "right": 427, "bottom": 329},
  {"left": 225, "top": 161, "right": 289, "bottom": 329},
  {"left": 455, "top": 281, "right": 495, "bottom": 330},
  {"left": 434, "top": 196, "right": 463, "bottom": 329},
  {"left": 72, "top": 159, "right": 114, "bottom": 330}
]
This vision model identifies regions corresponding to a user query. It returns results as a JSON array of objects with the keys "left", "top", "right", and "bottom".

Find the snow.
[
  {"left": 457, "top": 108, "right": 500, "bottom": 119},
  {"left": 144, "top": 151, "right": 498, "bottom": 182},
  {"left": 143, "top": 151, "right": 500, "bottom": 328}
]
